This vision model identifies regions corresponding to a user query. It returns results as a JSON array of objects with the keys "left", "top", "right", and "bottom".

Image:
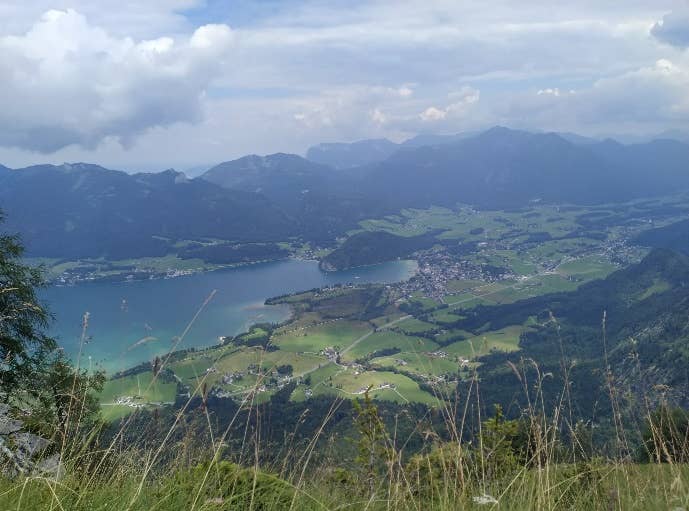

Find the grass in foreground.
[{"left": 3, "top": 458, "right": 689, "bottom": 510}]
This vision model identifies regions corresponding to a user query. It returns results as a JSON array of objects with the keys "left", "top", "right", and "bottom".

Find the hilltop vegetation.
[{"left": 320, "top": 231, "right": 437, "bottom": 270}]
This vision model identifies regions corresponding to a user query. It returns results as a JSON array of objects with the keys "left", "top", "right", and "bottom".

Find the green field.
[
  {"left": 318, "top": 370, "right": 441, "bottom": 405},
  {"left": 355, "top": 205, "right": 594, "bottom": 248},
  {"left": 371, "top": 352, "right": 459, "bottom": 378},
  {"left": 32, "top": 253, "right": 219, "bottom": 281},
  {"left": 100, "top": 371, "right": 177, "bottom": 404},
  {"left": 444, "top": 325, "right": 528, "bottom": 358},
  {"left": 273, "top": 320, "right": 370, "bottom": 353},
  {"left": 395, "top": 318, "right": 437, "bottom": 334},
  {"left": 369, "top": 313, "right": 407, "bottom": 327},
  {"left": 99, "top": 371, "right": 178, "bottom": 420},
  {"left": 343, "top": 330, "right": 438, "bottom": 361},
  {"left": 405, "top": 293, "right": 439, "bottom": 311},
  {"left": 306, "top": 362, "right": 342, "bottom": 383},
  {"left": 96, "top": 195, "right": 689, "bottom": 417},
  {"left": 434, "top": 328, "right": 473, "bottom": 344},
  {"left": 171, "top": 347, "right": 323, "bottom": 388},
  {"left": 238, "top": 326, "right": 269, "bottom": 341},
  {"left": 557, "top": 256, "right": 618, "bottom": 279},
  {"left": 445, "top": 294, "right": 497, "bottom": 310},
  {"left": 429, "top": 308, "right": 464, "bottom": 324}
]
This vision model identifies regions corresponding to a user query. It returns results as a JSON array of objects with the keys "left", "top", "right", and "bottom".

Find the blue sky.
[{"left": 0, "top": 1, "right": 688, "bottom": 171}]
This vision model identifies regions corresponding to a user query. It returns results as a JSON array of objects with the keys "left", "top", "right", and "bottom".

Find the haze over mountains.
[{"left": 3, "top": 127, "right": 689, "bottom": 259}]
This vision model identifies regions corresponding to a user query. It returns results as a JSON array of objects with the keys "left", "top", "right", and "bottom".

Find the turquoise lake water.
[{"left": 42, "top": 259, "right": 417, "bottom": 373}]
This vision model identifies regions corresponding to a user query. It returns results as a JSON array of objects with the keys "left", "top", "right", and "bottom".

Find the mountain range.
[
  {"left": 304, "top": 132, "right": 480, "bottom": 169},
  {"left": 0, "top": 164, "right": 294, "bottom": 259},
  {"left": 354, "top": 127, "right": 689, "bottom": 210},
  {"left": 3, "top": 127, "right": 689, "bottom": 259}
]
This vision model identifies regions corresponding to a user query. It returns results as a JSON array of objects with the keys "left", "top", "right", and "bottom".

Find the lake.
[{"left": 43, "top": 259, "right": 417, "bottom": 372}]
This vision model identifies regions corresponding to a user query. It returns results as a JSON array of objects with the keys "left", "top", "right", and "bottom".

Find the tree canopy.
[
  {"left": 0, "top": 212, "right": 56, "bottom": 402},
  {"left": 0, "top": 212, "right": 104, "bottom": 439}
]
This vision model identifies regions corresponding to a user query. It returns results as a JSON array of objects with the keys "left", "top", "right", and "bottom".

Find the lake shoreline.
[
  {"left": 44, "top": 259, "right": 419, "bottom": 373},
  {"left": 49, "top": 256, "right": 298, "bottom": 286}
]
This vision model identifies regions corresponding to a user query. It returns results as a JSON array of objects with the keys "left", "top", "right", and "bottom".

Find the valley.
[
  {"left": 5, "top": 5, "right": 689, "bottom": 508},
  {"left": 97, "top": 191, "right": 689, "bottom": 421}
]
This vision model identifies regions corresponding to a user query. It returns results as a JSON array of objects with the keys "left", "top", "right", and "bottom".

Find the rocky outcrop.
[{"left": 0, "top": 404, "right": 63, "bottom": 479}]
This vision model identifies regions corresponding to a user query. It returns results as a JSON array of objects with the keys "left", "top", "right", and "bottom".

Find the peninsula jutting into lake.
[{"left": 45, "top": 259, "right": 417, "bottom": 371}]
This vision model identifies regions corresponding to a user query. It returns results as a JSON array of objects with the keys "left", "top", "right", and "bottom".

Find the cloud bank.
[
  {"left": 0, "top": 2, "right": 687, "bottom": 170},
  {"left": 0, "top": 9, "right": 233, "bottom": 152}
]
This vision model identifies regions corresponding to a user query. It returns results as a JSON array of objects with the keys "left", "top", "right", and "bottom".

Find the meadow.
[
  {"left": 93, "top": 195, "right": 689, "bottom": 419},
  {"left": 7, "top": 197, "right": 689, "bottom": 510}
]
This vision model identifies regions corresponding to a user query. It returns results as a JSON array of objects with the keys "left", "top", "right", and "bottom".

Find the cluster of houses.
[
  {"left": 427, "top": 350, "right": 470, "bottom": 368},
  {"left": 320, "top": 346, "right": 340, "bottom": 363},
  {"left": 355, "top": 382, "right": 396, "bottom": 395},
  {"left": 424, "top": 373, "right": 459, "bottom": 387},
  {"left": 394, "top": 246, "right": 513, "bottom": 301},
  {"left": 114, "top": 396, "right": 145, "bottom": 409}
]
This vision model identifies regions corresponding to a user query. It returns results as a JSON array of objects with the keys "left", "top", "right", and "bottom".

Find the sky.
[{"left": 1, "top": 0, "right": 689, "bottom": 172}]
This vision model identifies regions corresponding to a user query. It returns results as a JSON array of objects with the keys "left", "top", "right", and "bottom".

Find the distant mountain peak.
[
  {"left": 306, "top": 139, "right": 399, "bottom": 169},
  {"left": 200, "top": 152, "right": 332, "bottom": 211},
  {"left": 482, "top": 125, "right": 514, "bottom": 135},
  {"left": 477, "top": 126, "right": 536, "bottom": 141},
  {"left": 10, "top": 162, "right": 117, "bottom": 177},
  {"left": 146, "top": 168, "right": 189, "bottom": 184},
  {"left": 0, "top": 160, "right": 297, "bottom": 259},
  {"left": 204, "top": 153, "right": 328, "bottom": 179},
  {"left": 401, "top": 131, "right": 477, "bottom": 148},
  {"left": 61, "top": 162, "right": 105, "bottom": 171}
]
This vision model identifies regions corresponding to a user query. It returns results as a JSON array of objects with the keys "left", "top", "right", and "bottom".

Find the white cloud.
[
  {"left": 420, "top": 86, "right": 480, "bottom": 122},
  {"left": 537, "top": 88, "right": 561, "bottom": 96},
  {"left": 420, "top": 107, "right": 447, "bottom": 122},
  {"left": 290, "top": 84, "right": 418, "bottom": 136},
  {"left": 499, "top": 58, "right": 689, "bottom": 134},
  {"left": 0, "top": 9, "right": 233, "bottom": 152},
  {"left": 370, "top": 108, "right": 387, "bottom": 124},
  {"left": 190, "top": 24, "right": 234, "bottom": 51},
  {"left": 0, "top": 0, "right": 686, "bottom": 168}
]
